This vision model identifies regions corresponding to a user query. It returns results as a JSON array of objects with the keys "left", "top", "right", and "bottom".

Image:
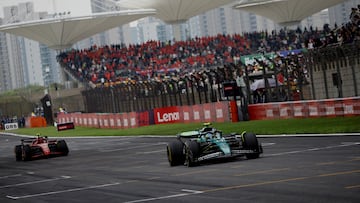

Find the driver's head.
[
  {"left": 214, "top": 131, "right": 219, "bottom": 137},
  {"left": 206, "top": 132, "right": 212, "bottom": 139}
]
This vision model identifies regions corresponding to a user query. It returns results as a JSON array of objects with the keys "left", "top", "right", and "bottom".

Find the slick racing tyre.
[
  {"left": 184, "top": 140, "right": 200, "bottom": 167},
  {"left": 243, "top": 132, "right": 260, "bottom": 159},
  {"left": 57, "top": 140, "right": 69, "bottom": 156},
  {"left": 167, "top": 140, "right": 185, "bottom": 166},
  {"left": 22, "top": 145, "right": 32, "bottom": 161},
  {"left": 15, "top": 145, "right": 22, "bottom": 161}
]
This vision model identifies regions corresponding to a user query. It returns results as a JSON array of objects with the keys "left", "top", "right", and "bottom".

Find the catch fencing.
[{"left": 80, "top": 42, "right": 360, "bottom": 115}]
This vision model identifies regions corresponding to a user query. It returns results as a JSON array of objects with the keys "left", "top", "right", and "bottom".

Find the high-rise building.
[
  {"left": 0, "top": 18, "right": 11, "bottom": 92},
  {"left": 0, "top": 2, "right": 62, "bottom": 93},
  {"left": 193, "top": 4, "right": 278, "bottom": 36},
  {"left": 74, "top": 0, "right": 126, "bottom": 49},
  {"left": 2, "top": 5, "right": 25, "bottom": 90},
  {"left": 120, "top": 0, "right": 357, "bottom": 44}
]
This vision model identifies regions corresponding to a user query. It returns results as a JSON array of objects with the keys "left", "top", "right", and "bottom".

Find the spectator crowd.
[{"left": 57, "top": 5, "right": 360, "bottom": 103}]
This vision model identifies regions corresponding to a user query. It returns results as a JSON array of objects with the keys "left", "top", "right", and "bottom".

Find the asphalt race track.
[{"left": 0, "top": 133, "right": 359, "bottom": 203}]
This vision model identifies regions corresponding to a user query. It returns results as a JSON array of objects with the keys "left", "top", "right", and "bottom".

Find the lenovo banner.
[{"left": 154, "top": 106, "right": 181, "bottom": 124}]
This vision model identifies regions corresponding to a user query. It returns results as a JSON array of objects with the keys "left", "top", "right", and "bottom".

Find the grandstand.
[{"left": 1, "top": 1, "right": 359, "bottom": 116}]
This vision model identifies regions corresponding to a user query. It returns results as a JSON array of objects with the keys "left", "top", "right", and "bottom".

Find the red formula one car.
[{"left": 14, "top": 134, "right": 69, "bottom": 161}]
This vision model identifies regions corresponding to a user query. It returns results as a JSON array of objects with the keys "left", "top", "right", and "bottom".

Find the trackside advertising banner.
[
  {"left": 57, "top": 101, "right": 232, "bottom": 128},
  {"left": 153, "top": 102, "right": 231, "bottom": 125},
  {"left": 247, "top": 97, "right": 360, "bottom": 120},
  {"left": 4, "top": 122, "right": 18, "bottom": 131},
  {"left": 55, "top": 97, "right": 360, "bottom": 129},
  {"left": 154, "top": 106, "right": 181, "bottom": 124}
]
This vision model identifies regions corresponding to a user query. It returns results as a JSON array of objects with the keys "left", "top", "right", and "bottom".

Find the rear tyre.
[
  {"left": 243, "top": 132, "right": 260, "bottom": 159},
  {"left": 22, "top": 145, "right": 32, "bottom": 161},
  {"left": 167, "top": 140, "right": 185, "bottom": 166},
  {"left": 15, "top": 145, "right": 22, "bottom": 161},
  {"left": 57, "top": 140, "right": 69, "bottom": 156},
  {"left": 184, "top": 140, "right": 200, "bottom": 167}
]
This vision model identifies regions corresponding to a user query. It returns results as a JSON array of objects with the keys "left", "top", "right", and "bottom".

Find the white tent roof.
[
  {"left": 117, "top": 0, "right": 236, "bottom": 24},
  {"left": 233, "top": 0, "right": 347, "bottom": 26},
  {"left": 0, "top": 9, "right": 155, "bottom": 50}
]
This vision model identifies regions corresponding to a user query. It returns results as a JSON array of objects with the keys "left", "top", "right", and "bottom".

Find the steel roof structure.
[
  {"left": 0, "top": 0, "right": 348, "bottom": 49},
  {"left": 0, "top": 9, "right": 155, "bottom": 50},
  {"left": 233, "top": 0, "right": 347, "bottom": 26},
  {"left": 116, "top": 0, "right": 237, "bottom": 24}
]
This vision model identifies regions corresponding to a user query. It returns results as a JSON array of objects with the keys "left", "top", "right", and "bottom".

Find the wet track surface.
[{"left": 0, "top": 133, "right": 359, "bottom": 203}]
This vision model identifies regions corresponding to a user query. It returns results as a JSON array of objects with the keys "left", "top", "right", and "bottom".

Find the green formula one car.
[{"left": 166, "top": 123, "right": 263, "bottom": 167}]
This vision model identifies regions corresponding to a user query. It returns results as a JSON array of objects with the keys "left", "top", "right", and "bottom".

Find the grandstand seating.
[{"left": 56, "top": 5, "right": 359, "bottom": 100}]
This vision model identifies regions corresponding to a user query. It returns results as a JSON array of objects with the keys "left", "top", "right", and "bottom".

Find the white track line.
[
  {"left": 0, "top": 176, "right": 71, "bottom": 189},
  {"left": 0, "top": 174, "right": 21, "bottom": 179},
  {"left": 267, "top": 142, "right": 360, "bottom": 156},
  {"left": 124, "top": 189, "right": 203, "bottom": 203},
  {"left": 6, "top": 182, "right": 120, "bottom": 200},
  {"left": 100, "top": 143, "right": 165, "bottom": 153}
]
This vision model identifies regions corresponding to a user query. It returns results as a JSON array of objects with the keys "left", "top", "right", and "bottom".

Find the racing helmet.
[
  {"left": 205, "top": 132, "right": 213, "bottom": 140},
  {"left": 214, "top": 131, "right": 222, "bottom": 139}
]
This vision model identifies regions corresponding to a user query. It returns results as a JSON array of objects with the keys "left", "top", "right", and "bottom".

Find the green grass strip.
[{"left": 3, "top": 116, "right": 360, "bottom": 137}]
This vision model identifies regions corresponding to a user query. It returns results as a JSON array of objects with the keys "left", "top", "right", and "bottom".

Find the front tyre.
[
  {"left": 184, "top": 140, "right": 200, "bottom": 167},
  {"left": 57, "top": 140, "right": 69, "bottom": 156},
  {"left": 22, "top": 145, "right": 32, "bottom": 161},
  {"left": 15, "top": 145, "right": 22, "bottom": 161},
  {"left": 167, "top": 140, "right": 185, "bottom": 166},
  {"left": 243, "top": 132, "right": 261, "bottom": 159}
]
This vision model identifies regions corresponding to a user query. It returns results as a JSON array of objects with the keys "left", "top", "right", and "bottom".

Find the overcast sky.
[{"left": 0, "top": 0, "right": 92, "bottom": 18}]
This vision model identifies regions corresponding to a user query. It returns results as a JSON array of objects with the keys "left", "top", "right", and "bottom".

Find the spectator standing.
[{"left": 235, "top": 68, "right": 247, "bottom": 100}]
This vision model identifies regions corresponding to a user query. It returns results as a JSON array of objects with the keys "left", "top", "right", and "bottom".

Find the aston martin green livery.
[{"left": 166, "top": 123, "right": 263, "bottom": 167}]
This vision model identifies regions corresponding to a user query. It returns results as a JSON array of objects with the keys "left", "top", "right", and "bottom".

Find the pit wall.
[{"left": 57, "top": 97, "right": 360, "bottom": 129}]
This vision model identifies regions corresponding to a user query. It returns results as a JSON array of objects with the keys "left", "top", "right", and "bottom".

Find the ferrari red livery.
[{"left": 15, "top": 134, "right": 69, "bottom": 161}]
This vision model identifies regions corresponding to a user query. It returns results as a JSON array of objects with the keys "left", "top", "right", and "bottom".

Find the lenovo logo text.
[{"left": 157, "top": 112, "right": 180, "bottom": 123}]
